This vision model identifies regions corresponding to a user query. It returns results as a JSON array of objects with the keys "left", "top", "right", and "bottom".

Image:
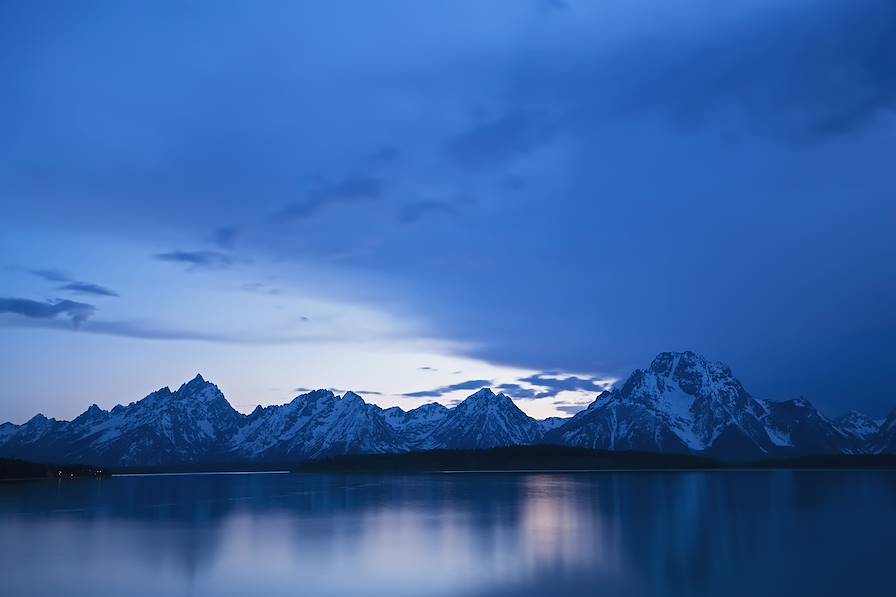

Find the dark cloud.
[
  {"left": 556, "top": 404, "right": 587, "bottom": 416},
  {"left": 331, "top": 388, "right": 383, "bottom": 396},
  {"left": 154, "top": 250, "right": 234, "bottom": 270},
  {"left": 0, "top": 297, "right": 95, "bottom": 326},
  {"left": 23, "top": 268, "right": 119, "bottom": 298},
  {"left": 281, "top": 176, "right": 385, "bottom": 220},
  {"left": 566, "top": 0, "right": 896, "bottom": 141},
  {"left": 492, "top": 373, "right": 611, "bottom": 400},
  {"left": 78, "top": 320, "right": 355, "bottom": 344},
  {"left": 402, "top": 379, "right": 493, "bottom": 398},
  {"left": 493, "top": 383, "right": 547, "bottom": 400},
  {"left": 57, "top": 282, "right": 119, "bottom": 297},
  {"left": 293, "top": 387, "right": 382, "bottom": 397},
  {"left": 446, "top": 111, "right": 559, "bottom": 169},
  {"left": 398, "top": 200, "right": 459, "bottom": 224},
  {"left": 2, "top": 0, "right": 895, "bottom": 419},
  {"left": 212, "top": 226, "right": 239, "bottom": 249},
  {"left": 1, "top": 316, "right": 340, "bottom": 345},
  {"left": 517, "top": 373, "right": 613, "bottom": 396},
  {"left": 29, "top": 268, "right": 72, "bottom": 283}
]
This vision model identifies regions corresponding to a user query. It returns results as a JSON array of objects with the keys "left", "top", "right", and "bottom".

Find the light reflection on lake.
[{"left": 1, "top": 471, "right": 895, "bottom": 596}]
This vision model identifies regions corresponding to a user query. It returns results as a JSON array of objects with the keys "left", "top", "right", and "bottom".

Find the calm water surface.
[{"left": 1, "top": 470, "right": 894, "bottom": 596}]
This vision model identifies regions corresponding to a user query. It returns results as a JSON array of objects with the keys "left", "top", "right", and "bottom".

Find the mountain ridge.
[{"left": 1, "top": 352, "right": 893, "bottom": 466}]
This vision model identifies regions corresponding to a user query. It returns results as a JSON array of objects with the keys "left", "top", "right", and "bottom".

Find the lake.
[{"left": 1, "top": 470, "right": 894, "bottom": 596}]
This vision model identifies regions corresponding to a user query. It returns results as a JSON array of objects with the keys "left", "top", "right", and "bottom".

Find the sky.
[{"left": 1, "top": 0, "right": 895, "bottom": 423}]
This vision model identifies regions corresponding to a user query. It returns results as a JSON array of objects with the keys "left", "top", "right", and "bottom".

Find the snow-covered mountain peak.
[
  {"left": 297, "top": 389, "right": 336, "bottom": 402},
  {"left": 649, "top": 350, "right": 705, "bottom": 373},
  {"left": 141, "top": 387, "right": 173, "bottom": 405},
  {"left": 341, "top": 391, "right": 364, "bottom": 405},
  {"left": 645, "top": 351, "right": 742, "bottom": 399},
  {"left": 412, "top": 402, "right": 450, "bottom": 417},
  {"left": 176, "top": 374, "right": 222, "bottom": 399},
  {"left": 835, "top": 410, "right": 881, "bottom": 440},
  {"left": 427, "top": 388, "right": 541, "bottom": 449},
  {"left": 466, "top": 388, "right": 497, "bottom": 400},
  {"left": 380, "top": 403, "right": 451, "bottom": 447},
  {"left": 456, "top": 388, "right": 517, "bottom": 411},
  {"left": 73, "top": 404, "right": 109, "bottom": 424},
  {"left": 550, "top": 351, "right": 778, "bottom": 457},
  {"left": 3, "top": 363, "right": 894, "bottom": 466}
]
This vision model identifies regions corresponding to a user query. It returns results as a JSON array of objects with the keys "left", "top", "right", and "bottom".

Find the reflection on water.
[{"left": 2, "top": 471, "right": 895, "bottom": 596}]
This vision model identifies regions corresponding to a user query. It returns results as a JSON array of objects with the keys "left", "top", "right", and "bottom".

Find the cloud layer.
[
  {"left": 0, "top": 297, "right": 96, "bottom": 326},
  {"left": 1, "top": 0, "right": 894, "bottom": 417}
]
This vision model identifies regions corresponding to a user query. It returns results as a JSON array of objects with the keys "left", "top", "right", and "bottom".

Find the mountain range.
[{"left": 1, "top": 351, "right": 894, "bottom": 466}]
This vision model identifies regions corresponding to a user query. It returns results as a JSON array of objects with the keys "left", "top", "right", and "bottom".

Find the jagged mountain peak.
[
  {"left": 552, "top": 352, "right": 782, "bottom": 458},
  {"left": 342, "top": 391, "right": 363, "bottom": 403},
  {"left": 456, "top": 388, "right": 515, "bottom": 409},
  {"left": 835, "top": 410, "right": 881, "bottom": 441},
  {"left": 412, "top": 402, "right": 450, "bottom": 415},
  {"left": 884, "top": 409, "right": 896, "bottom": 429},
  {"left": 176, "top": 374, "right": 219, "bottom": 395},
  {"left": 644, "top": 351, "right": 740, "bottom": 396},
  {"left": 2, "top": 362, "right": 894, "bottom": 466},
  {"left": 72, "top": 404, "right": 109, "bottom": 424},
  {"left": 649, "top": 350, "right": 708, "bottom": 371},
  {"left": 141, "top": 387, "right": 173, "bottom": 404},
  {"left": 296, "top": 389, "right": 336, "bottom": 401},
  {"left": 427, "top": 388, "right": 541, "bottom": 449},
  {"left": 25, "top": 413, "right": 52, "bottom": 424},
  {"left": 467, "top": 387, "right": 496, "bottom": 399}
]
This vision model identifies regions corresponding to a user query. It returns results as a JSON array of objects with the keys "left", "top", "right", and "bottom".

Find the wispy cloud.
[
  {"left": 29, "top": 268, "right": 71, "bottom": 283},
  {"left": 0, "top": 316, "right": 357, "bottom": 345},
  {"left": 23, "top": 268, "right": 119, "bottom": 298},
  {"left": 154, "top": 250, "right": 234, "bottom": 270},
  {"left": 281, "top": 176, "right": 385, "bottom": 220},
  {"left": 0, "top": 297, "right": 96, "bottom": 326},
  {"left": 57, "top": 281, "right": 119, "bottom": 297},
  {"left": 240, "top": 282, "right": 281, "bottom": 295},
  {"left": 493, "top": 383, "right": 548, "bottom": 399},
  {"left": 555, "top": 403, "right": 587, "bottom": 415},
  {"left": 292, "top": 387, "right": 383, "bottom": 397},
  {"left": 331, "top": 388, "right": 383, "bottom": 396},
  {"left": 515, "top": 373, "right": 614, "bottom": 398},
  {"left": 446, "top": 110, "right": 559, "bottom": 170},
  {"left": 212, "top": 226, "right": 239, "bottom": 249},
  {"left": 402, "top": 379, "right": 493, "bottom": 398}
]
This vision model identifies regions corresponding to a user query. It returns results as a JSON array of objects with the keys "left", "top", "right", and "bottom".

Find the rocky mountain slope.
[
  {"left": 0, "top": 352, "right": 892, "bottom": 466},
  {"left": 545, "top": 352, "right": 870, "bottom": 460}
]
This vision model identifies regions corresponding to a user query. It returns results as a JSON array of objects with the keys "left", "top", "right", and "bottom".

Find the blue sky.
[{"left": 1, "top": 0, "right": 895, "bottom": 423}]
